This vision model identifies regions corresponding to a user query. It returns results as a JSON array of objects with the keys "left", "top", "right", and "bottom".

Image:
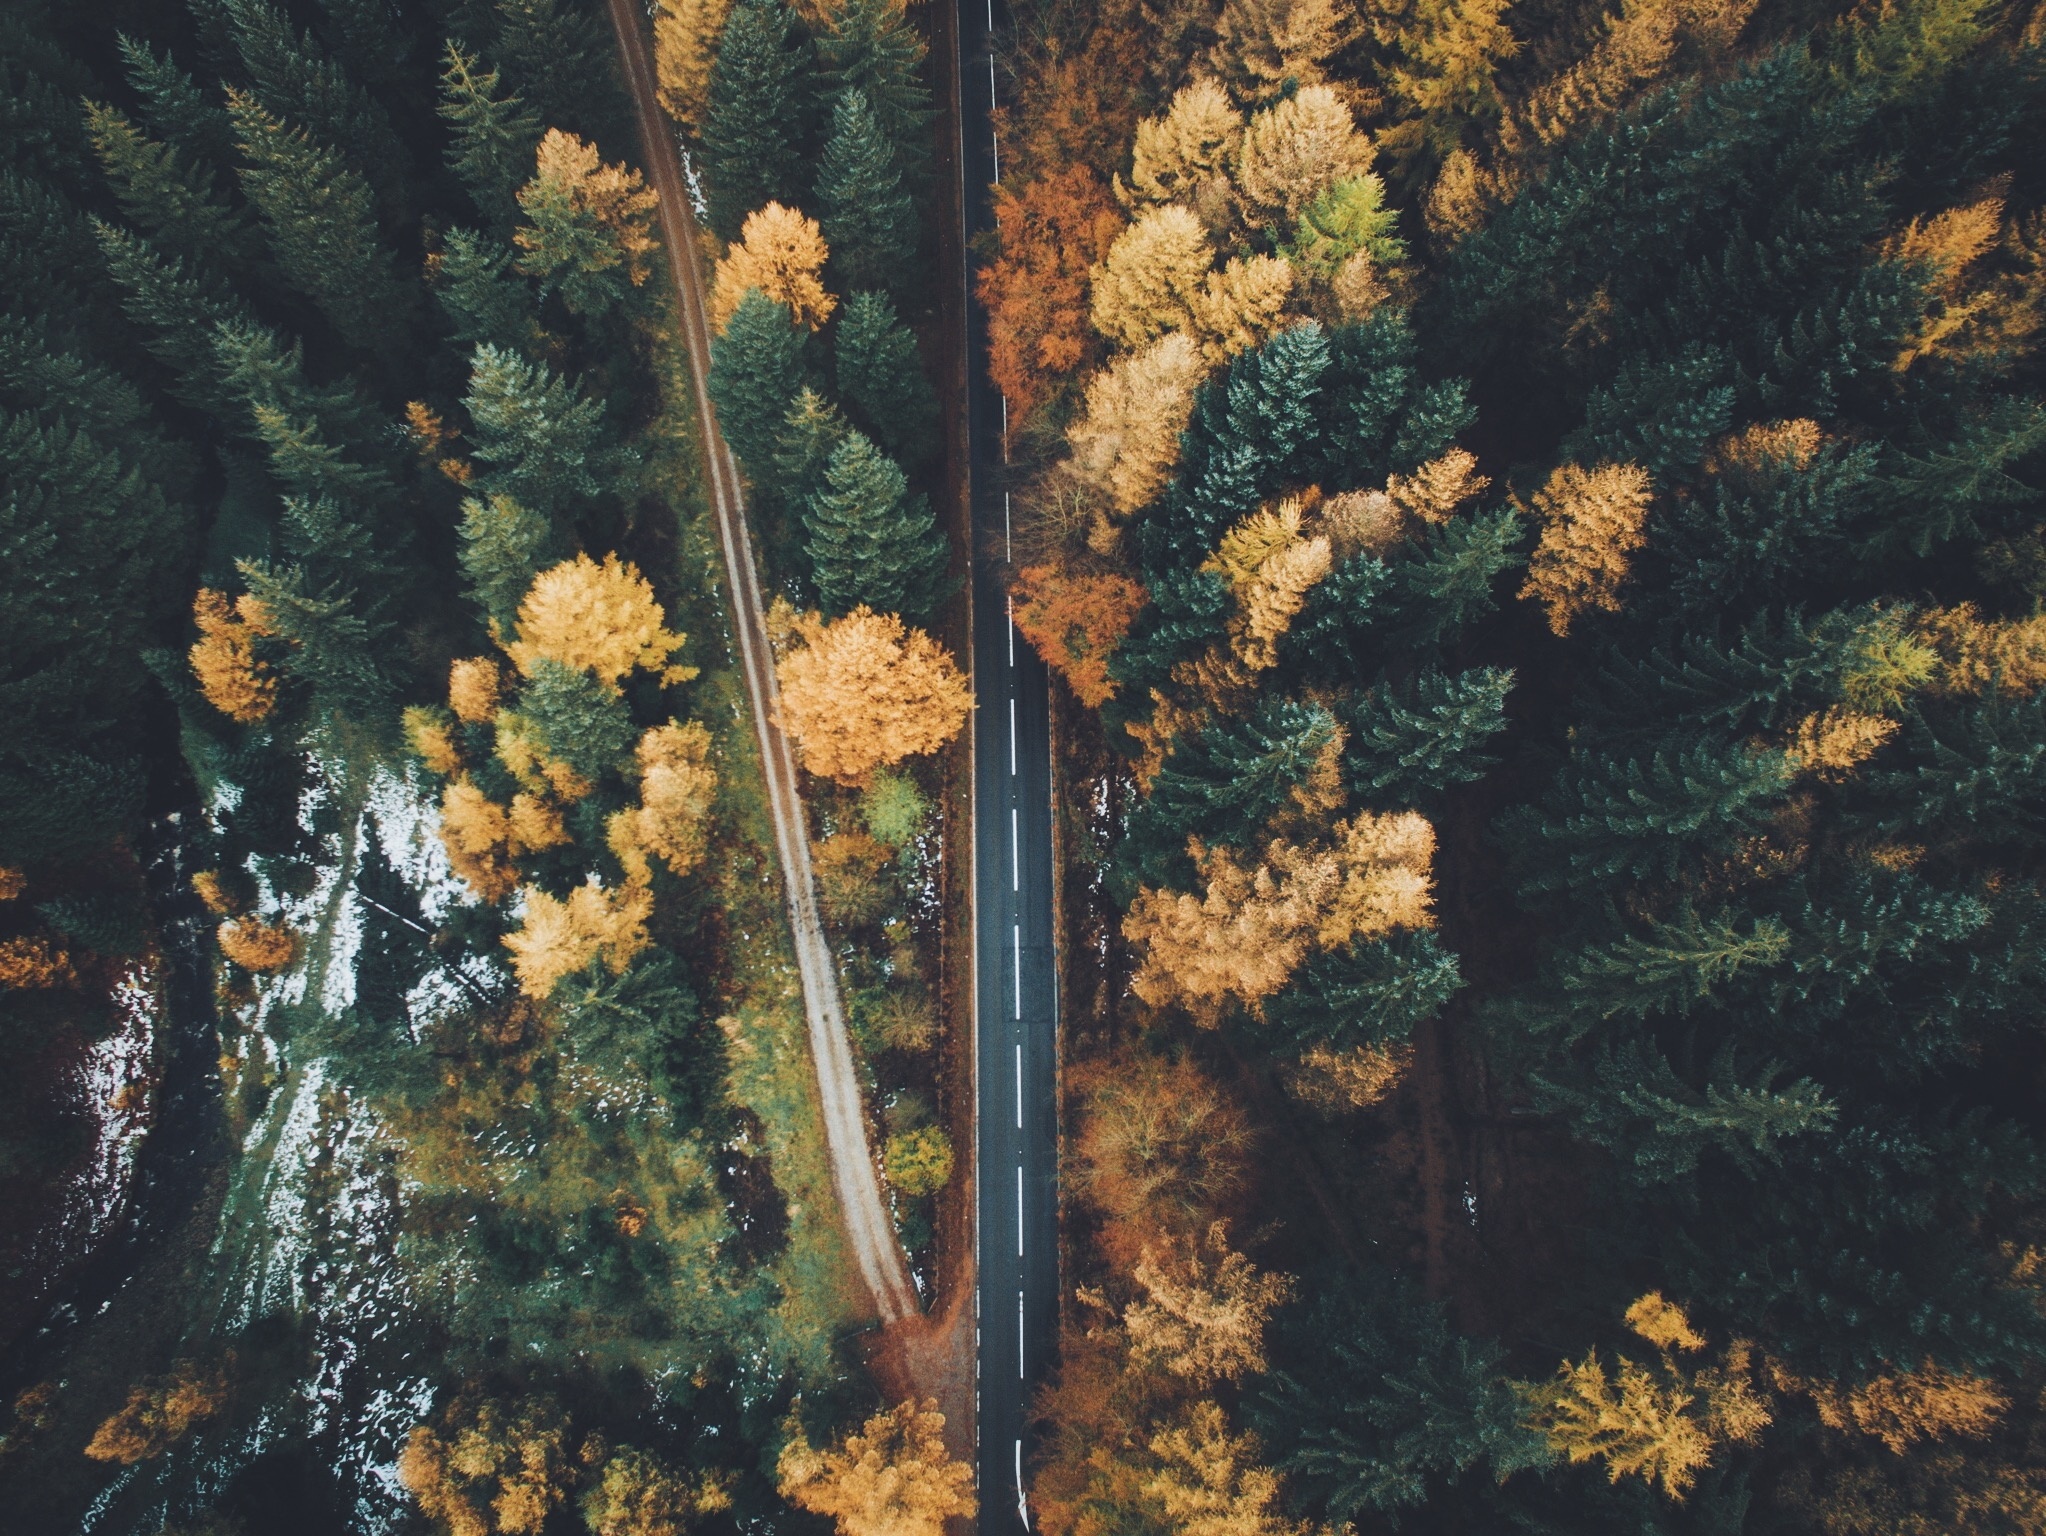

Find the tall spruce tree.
[
  {"left": 463, "top": 342, "right": 621, "bottom": 526},
  {"left": 813, "top": 0, "right": 932, "bottom": 190},
  {"left": 802, "top": 430, "right": 948, "bottom": 620},
  {"left": 815, "top": 90, "right": 918, "bottom": 292},
  {"left": 834, "top": 290, "right": 936, "bottom": 465},
  {"left": 700, "top": 0, "right": 812, "bottom": 242},
  {"left": 707, "top": 289, "right": 808, "bottom": 479},
  {"left": 439, "top": 43, "right": 543, "bottom": 231}
]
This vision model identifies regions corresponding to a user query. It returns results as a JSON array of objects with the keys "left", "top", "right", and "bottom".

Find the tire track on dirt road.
[{"left": 607, "top": 0, "right": 919, "bottom": 1327}]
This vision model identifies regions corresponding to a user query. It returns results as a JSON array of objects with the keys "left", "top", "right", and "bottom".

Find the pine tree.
[
  {"left": 226, "top": 90, "right": 418, "bottom": 361},
  {"left": 434, "top": 227, "right": 544, "bottom": 353},
  {"left": 1547, "top": 905, "right": 1792, "bottom": 1029},
  {"left": 772, "top": 385, "right": 847, "bottom": 526},
  {"left": 491, "top": 0, "right": 628, "bottom": 148},
  {"left": 463, "top": 342, "right": 621, "bottom": 525},
  {"left": 814, "top": 0, "right": 934, "bottom": 189},
  {"left": 1346, "top": 666, "right": 1513, "bottom": 796},
  {"left": 834, "top": 290, "right": 936, "bottom": 466},
  {"left": 92, "top": 221, "right": 258, "bottom": 410},
  {"left": 700, "top": 0, "right": 812, "bottom": 241},
  {"left": 803, "top": 431, "right": 950, "bottom": 620},
  {"left": 460, "top": 491, "right": 561, "bottom": 634},
  {"left": 706, "top": 289, "right": 809, "bottom": 479},
  {"left": 1264, "top": 929, "right": 1464, "bottom": 1051},
  {"left": 816, "top": 89, "right": 918, "bottom": 293},
  {"left": 1385, "top": 505, "right": 1521, "bottom": 648},
  {"left": 518, "top": 658, "right": 637, "bottom": 783},
  {"left": 0, "top": 314, "right": 194, "bottom": 492},
  {"left": 439, "top": 43, "right": 543, "bottom": 231},
  {"left": 83, "top": 101, "right": 259, "bottom": 275},
  {"left": 117, "top": 35, "right": 239, "bottom": 171},
  {"left": 220, "top": 0, "right": 412, "bottom": 220}
]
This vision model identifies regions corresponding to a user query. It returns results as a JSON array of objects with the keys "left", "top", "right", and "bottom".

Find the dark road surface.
[{"left": 954, "top": 0, "right": 1060, "bottom": 1528}]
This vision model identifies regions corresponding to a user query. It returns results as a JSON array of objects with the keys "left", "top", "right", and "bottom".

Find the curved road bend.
[
  {"left": 607, "top": 0, "right": 919, "bottom": 1325},
  {"left": 953, "top": 0, "right": 1062, "bottom": 1528}
]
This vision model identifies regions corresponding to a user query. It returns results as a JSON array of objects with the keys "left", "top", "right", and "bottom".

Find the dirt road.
[{"left": 606, "top": 0, "right": 918, "bottom": 1326}]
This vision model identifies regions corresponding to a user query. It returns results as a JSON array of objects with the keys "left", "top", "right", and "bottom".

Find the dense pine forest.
[
  {"left": 984, "top": 0, "right": 2046, "bottom": 1529},
  {"left": 0, "top": 0, "right": 975, "bottom": 1531}
]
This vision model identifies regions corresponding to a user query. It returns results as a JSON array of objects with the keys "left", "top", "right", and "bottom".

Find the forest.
[
  {"left": 0, "top": 0, "right": 975, "bottom": 1531},
  {"left": 981, "top": 0, "right": 2046, "bottom": 1529}
]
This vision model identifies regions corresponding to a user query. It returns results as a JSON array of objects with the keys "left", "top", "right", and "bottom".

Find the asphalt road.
[
  {"left": 607, "top": 0, "right": 918, "bottom": 1326},
  {"left": 954, "top": 1, "right": 1062, "bottom": 1528}
]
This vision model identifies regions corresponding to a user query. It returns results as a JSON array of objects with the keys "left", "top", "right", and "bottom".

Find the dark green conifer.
[
  {"left": 1346, "top": 667, "right": 1513, "bottom": 797},
  {"left": 93, "top": 220, "right": 257, "bottom": 409},
  {"left": 802, "top": 431, "right": 948, "bottom": 620},
  {"left": 814, "top": 0, "right": 932, "bottom": 189},
  {"left": 463, "top": 342, "right": 620, "bottom": 524},
  {"left": 117, "top": 35, "right": 239, "bottom": 171},
  {"left": 816, "top": 91, "right": 918, "bottom": 293},
  {"left": 707, "top": 290, "right": 809, "bottom": 479},
  {"left": 83, "top": 101, "right": 259, "bottom": 275},
  {"left": 227, "top": 90, "right": 418, "bottom": 361},
  {"left": 519, "top": 658, "right": 637, "bottom": 783},
  {"left": 834, "top": 290, "right": 936, "bottom": 465},
  {"left": 435, "top": 227, "right": 544, "bottom": 353},
  {"left": 460, "top": 490, "right": 560, "bottom": 633},
  {"left": 438, "top": 43, "right": 542, "bottom": 231},
  {"left": 701, "top": 0, "right": 812, "bottom": 241}
]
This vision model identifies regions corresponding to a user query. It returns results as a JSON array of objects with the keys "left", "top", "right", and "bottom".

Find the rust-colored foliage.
[
  {"left": 0, "top": 934, "right": 77, "bottom": 989},
  {"left": 189, "top": 588, "right": 278, "bottom": 723},
  {"left": 398, "top": 1393, "right": 573, "bottom": 1536},
  {"left": 84, "top": 1357, "right": 230, "bottom": 1464},
  {"left": 1011, "top": 564, "right": 1148, "bottom": 707},
  {"left": 777, "top": 1398, "right": 975, "bottom": 1536},
  {"left": 1072, "top": 1054, "right": 1252, "bottom": 1265},
  {"left": 216, "top": 915, "right": 297, "bottom": 974},
  {"left": 980, "top": 166, "right": 1125, "bottom": 421}
]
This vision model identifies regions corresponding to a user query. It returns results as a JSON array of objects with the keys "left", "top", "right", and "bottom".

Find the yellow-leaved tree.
[
  {"left": 1192, "top": 253, "right": 1297, "bottom": 361},
  {"left": 653, "top": 0, "right": 732, "bottom": 130},
  {"left": 776, "top": 1399, "right": 975, "bottom": 1536},
  {"left": 449, "top": 656, "right": 503, "bottom": 723},
  {"left": 1091, "top": 204, "right": 1214, "bottom": 349},
  {"left": 514, "top": 129, "right": 660, "bottom": 308},
  {"left": 398, "top": 1394, "right": 574, "bottom": 1536},
  {"left": 607, "top": 721, "right": 718, "bottom": 883},
  {"left": 1142, "top": 1402, "right": 1304, "bottom": 1536},
  {"left": 1775, "top": 1357, "right": 2009, "bottom": 1455},
  {"left": 1234, "top": 85, "right": 1374, "bottom": 225},
  {"left": 1066, "top": 330, "right": 1207, "bottom": 516},
  {"left": 1206, "top": 499, "right": 1333, "bottom": 671},
  {"left": 1124, "top": 811, "right": 1436, "bottom": 1017},
  {"left": 710, "top": 202, "right": 836, "bottom": 332},
  {"left": 505, "top": 554, "right": 694, "bottom": 689},
  {"left": 1518, "top": 1293, "right": 1771, "bottom": 1499},
  {"left": 217, "top": 915, "right": 297, "bottom": 973},
  {"left": 581, "top": 1445, "right": 733, "bottom": 1536},
  {"left": 189, "top": 588, "right": 277, "bottom": 722},
  {"left": 774, "top": 608, "right": 972, "bottom": 785},
  {"left": 1208, "top": 0, "right": 1357, "bottom": 93},
  {"left": 501, "top": 880, "right": 653, "bottom": 999},
  {"left": 84, "top": 1357, "right": 230, "bottom": 1465},
  {"left": 1125, "top": 77, "right": 1242, "bottom": 219},
  {"left": 1125, "top": 1223, "right": 1294, "bottom": 1388},
  {"left": 1519, "top": 461, "right": 1655, "bottom": 635},
  {"left": 437, "top": 777, "right": 569, "bottom": 903}
]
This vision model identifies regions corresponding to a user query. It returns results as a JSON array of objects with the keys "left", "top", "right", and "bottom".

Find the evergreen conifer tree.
[
  {"left": 816, "top": 90, "right": 917, "bottom": 292},
  {"left": 1386, "top": 506, "right": 1521, "bottom": 647},
  {"left": 814, "top": 0, "right": 933, "bottom": 190},
  {"left": 227, "top": 90, "right": 418, "bottom": 361},
  {"left": 117, "top": 35, "right": 239, "bottom": 170},
  {"left": 1345, "top": 667, "right": 1513, "bottom": 796},
  {"left": 439, "top": 43, "right": 543, "bottom": 231},
  {"left": 834, "top": 290, "right": 936, "bottom": 465},
  {"left": 83, "top": 102, "right": 259, "bottom": 276},
  {"left": 463, "top": 342, "right": 620, "bottom": 525},
  {"left": 435, "top": 228, "right": 545, "bottom": 354},
  {"left": 772, "top": 386, "right": 847, "bottom": 521},
  {"left": 802, "top": 431, "right": 949, "bottom": 620},
  {"left": 700, "top": 0, "right": 812, "bottom": 241},
  {"left": 707, "top": 289, "right": 809, "bottom": 478},
  {"left": 93, "top": 221, "right": 258, "bottom": 410},
  {"left": 491, "top": 0, "right": 627, "bottom": 147},
  {"left": 461, "top": 491, "right": 560, "bottom": 633}
]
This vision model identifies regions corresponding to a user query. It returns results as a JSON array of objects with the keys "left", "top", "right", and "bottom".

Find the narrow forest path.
[{"left": 606, "top": 0, "right": 919, "bottom": 1327}]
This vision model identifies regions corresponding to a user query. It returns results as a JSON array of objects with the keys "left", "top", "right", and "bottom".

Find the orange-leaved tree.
[
  {"left": 501, "top": 880, "right": 653, "bottom": 1000},
  {"left": 607, "top": 721, "right": 718, "bottom": 883},
  {"left": 776, "top": 1398, "right": 975, "bottom": 1536},
  {"left": 1011, "top": 564, "right": 1148, "bottom": 708},
  {"left": 774, "top": 607, "right": 971, "bottom": 785},
  {"left": 980, "top": 166, "right": 1124, "bottom": 420},
  {"left": 189, "top": 588, "right": 278, "bottom": 722},
  {"left": 398, "top": 1393, "right": 574, "bottom": 1536},
  {"left": 1519, "top": 461, "right": 1654, "bottom": 635}
]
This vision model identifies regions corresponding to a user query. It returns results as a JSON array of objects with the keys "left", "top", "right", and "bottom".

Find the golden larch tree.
[
  {"left": 1234, "top": 85, "right": 1374, "bottom": 224},
  {"left": 774, "top": 608, "right": 972, "bottom": 785},
  {"left": 1208, "top": 0, "right": 1358, "bottom": 92},
  {"left": 1091, "top": 204, "right": 1215, "bottom": 349},
  {"left": 502, "top": 880, "right": 653, "bottom": 999},
  {"left": 652, "top": 0, "right": 732, "bottom": 130},
  {"left": 0, "top": 935, "right": 77, "bottom": 989},
  {"left": 1520, "top": 460, "right": 1655, "bottom": 635},
  {"left": 1142, "top": 1402, "right": 1302, "bottom": 1536},
  {"left": 449, "top": 656, "right": 503, "bottom": 722},
  {"left": 1066, "top": 330, "right": 1207, "bottom": 516},
  {"left": 710, "top": 202, "right": 836, "bottom": 332},
  {"left": 84, "top": 1358, "right": 230, "bottom": 1465},
  {"left": 505, "top": 554, "right": 694, "bottom": 688},
  {"left": 515, "top": 129, "right": 660, "bottom": 290},
  {"left": 608, "top": 721, "right": 718, "bottom": 883},
  {"left": 189, "top": 588, "right": 278, "bottom": 723},
  {"left": 1125, "top": 1223, "right": 1295, "bottom": 1387},
  {"left": 404, "top": 705, "right": 464, "bottom": 777},
  {"left": 1206, "top": 499, "right": 1332, "bottom": 671},
  {"left": 1783, "top": 1358, "right": 2009, "bottom": 1454},
  {"left": 776, "top": 1399, "right": 975, "bottom": 1536},
  {"left": 1192, "top": 253, "right": 1297, "bottom": 362},
  {"left": 1126, "top": 77, "right": 1242, "bottom": 211},
  {"left": 1125, "top": 812, "right": 1436, "bottom": 1016},
  {"left": 582, "top": 1445, "right": 733, "bottom": 1536},
  {"left": 1073, "top": 1053, "right": 1252, "bottom": 1263},
  {"left": 398, "top": 1394, "right": 574, "bottom": 1536}
]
